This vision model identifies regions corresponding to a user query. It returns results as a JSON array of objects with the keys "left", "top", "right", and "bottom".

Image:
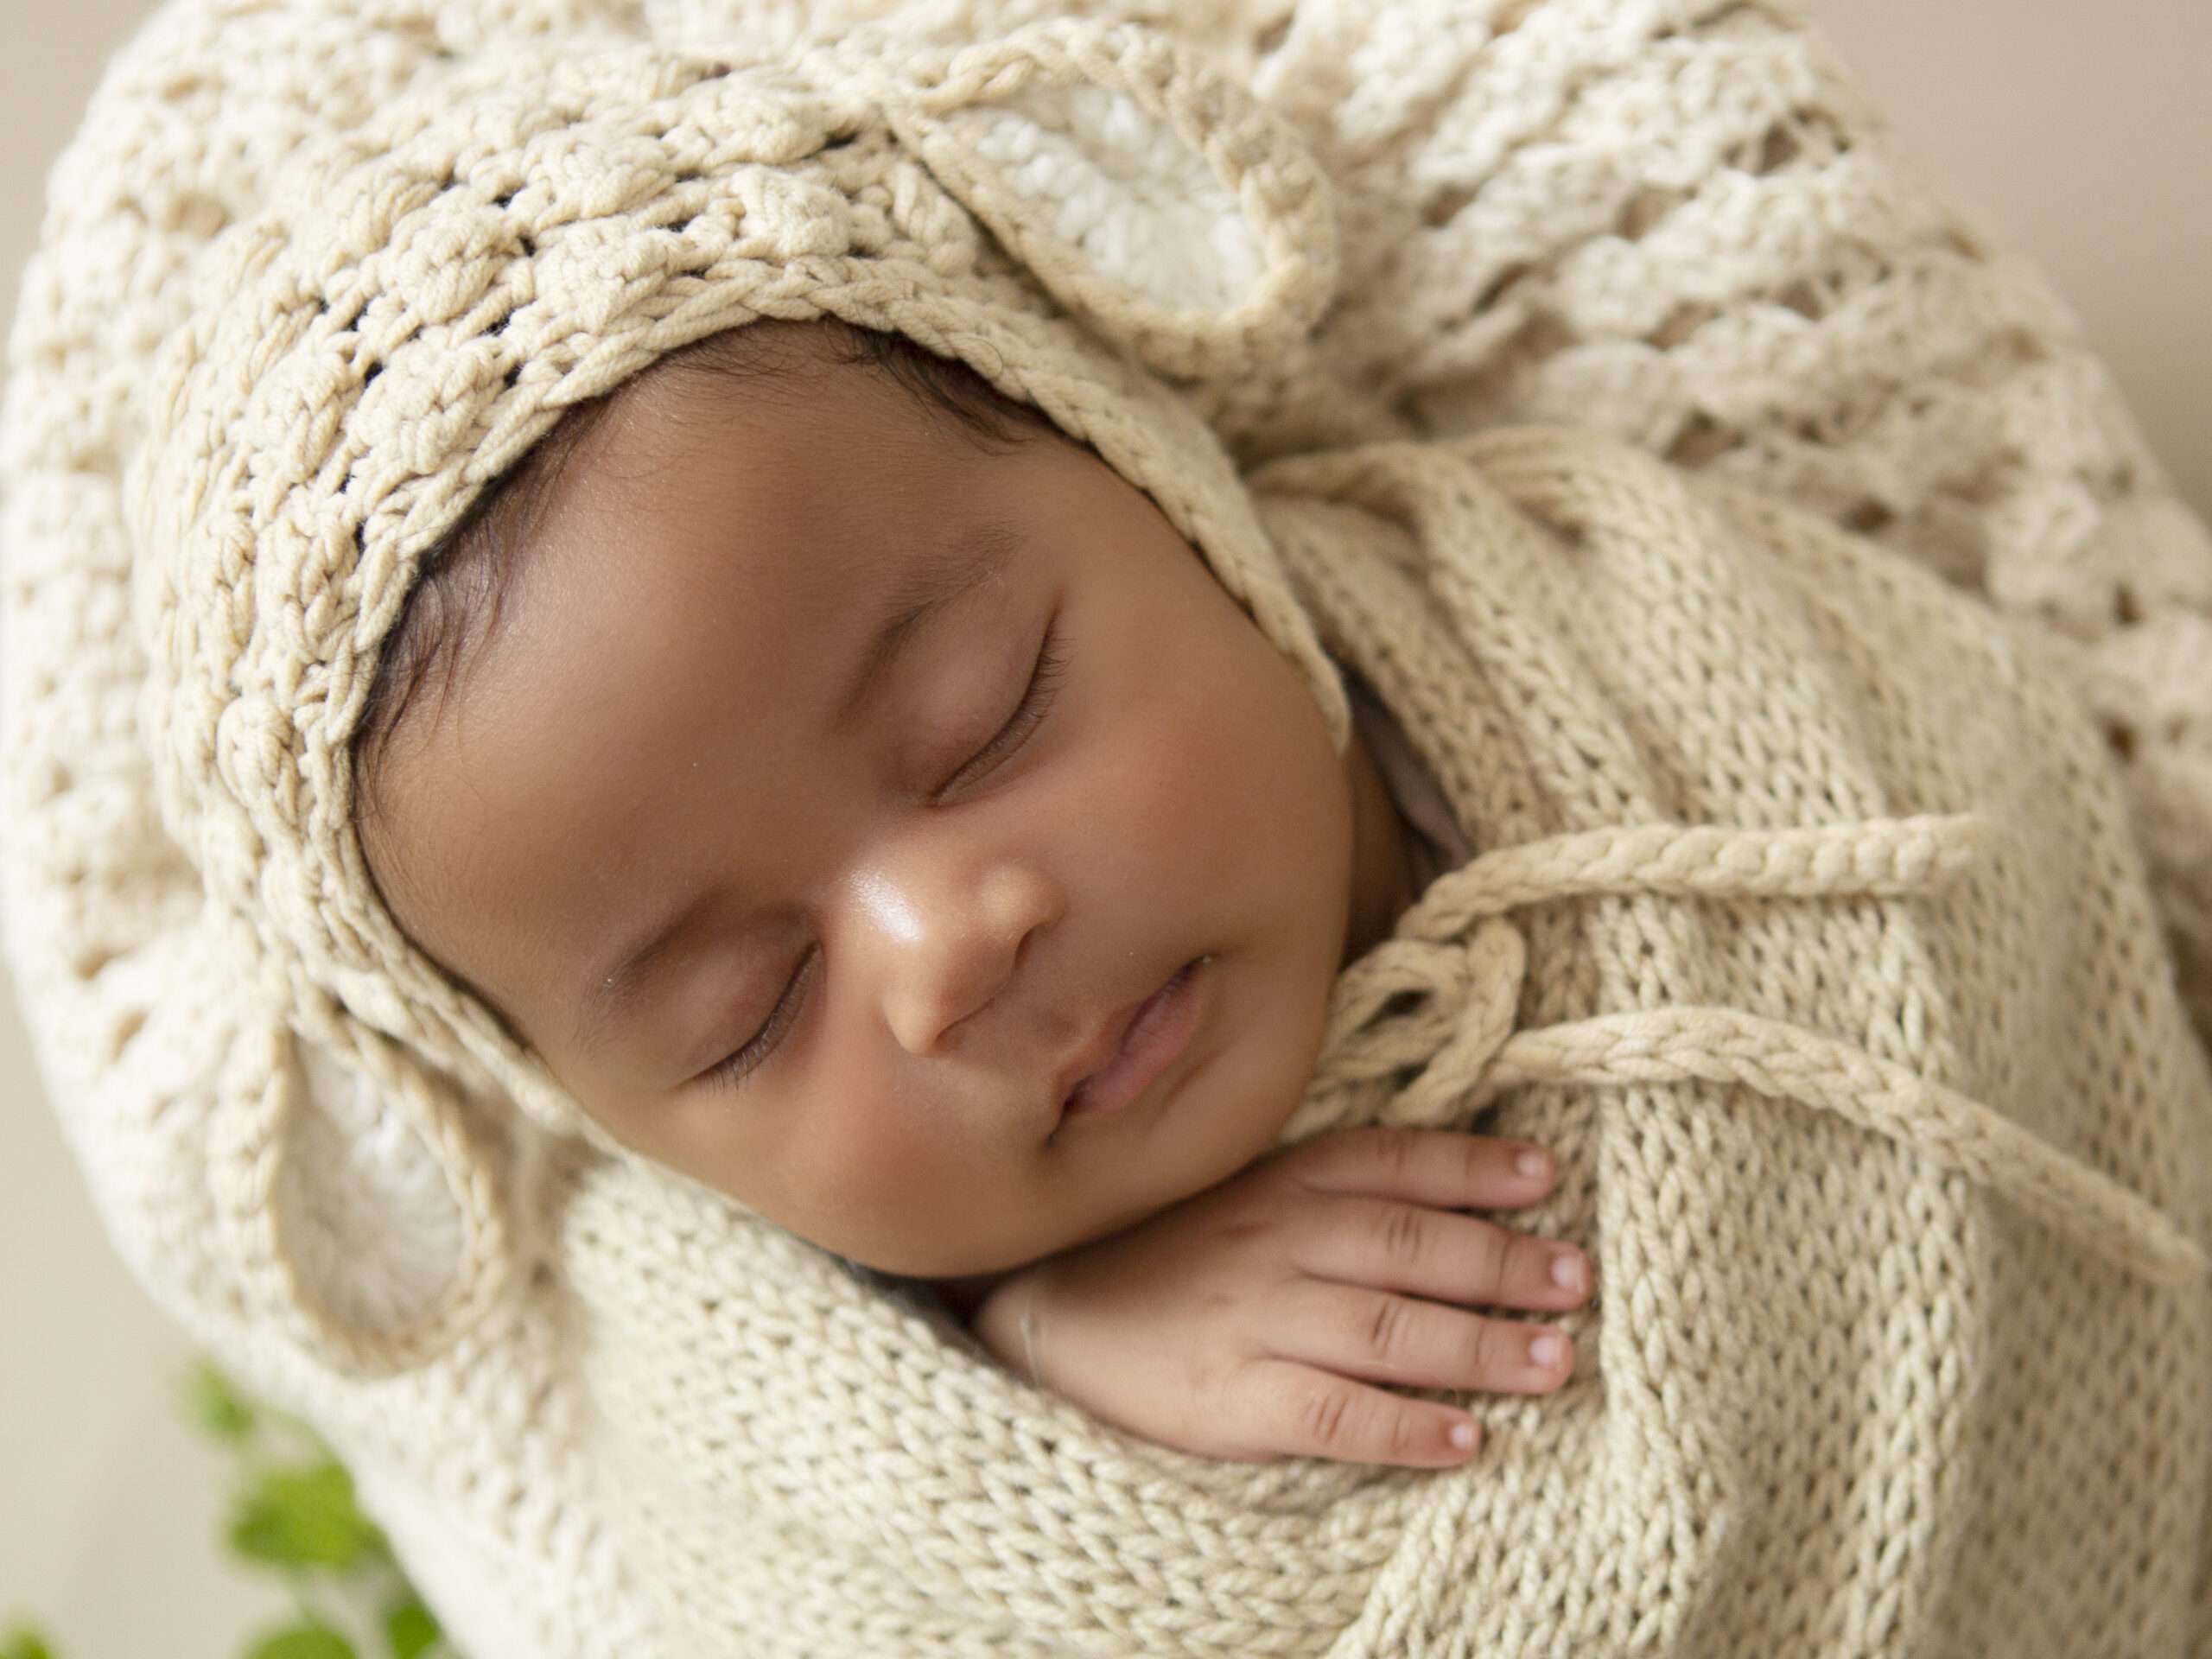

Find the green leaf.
[
  {"left": 181, "top": 1360, "right": 258, "bottom": 1443},
  {"left": 226, "top": 1459, "right": 387, "bottom": 1571},
  {"left": 3, "top": 1622, "right": 59, "bottom": 1659},
  {"left": 241, "top": 1621, "right": 357, "bottom": 1659},
  {"left": 382, "top": 1599, "right": 441, "bottom": 1659}
]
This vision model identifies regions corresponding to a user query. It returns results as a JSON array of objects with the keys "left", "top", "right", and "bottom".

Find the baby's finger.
[
  {"left": 1294, "top": 1195, "right": 1590, "bottom": 1311},
  {"left": 1238, "top": 1357, "right": 1482, "bottom": 1468},
  {"left": 1268, "top": 1282, "right": 1575, "bottom": 1396},
  {"left": 1279, "top": 1126, "right": 1559, "bottom": 1211}
]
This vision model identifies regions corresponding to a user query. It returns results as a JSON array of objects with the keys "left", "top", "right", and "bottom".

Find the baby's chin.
[
  {"left": 838, "top": 1114, "right": 1286, "bottom": 1283},
  {"left": 1038, "top": 1041, "right": 1318, "bottom": 1263}
]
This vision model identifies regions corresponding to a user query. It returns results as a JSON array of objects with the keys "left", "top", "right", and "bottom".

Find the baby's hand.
[{"left": 971, "top": 1128, "right": 1591, "bottom": 1466}]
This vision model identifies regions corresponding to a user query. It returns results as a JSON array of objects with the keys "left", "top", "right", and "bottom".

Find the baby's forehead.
[
  {"left": 541, "top": 327, "right": 884, "bottom": 500},
  {"left": 556, "top": 369, "right": 976, "bottom": 547},
  {"left": 368, "top": 378, "right": 1073, "bottom": 931},
  {"left": 354, "top": 320, "right": 1103, "bottom": 837},
  {"left": 484, "top": 330, "right": 1069, "bottom": 639}
]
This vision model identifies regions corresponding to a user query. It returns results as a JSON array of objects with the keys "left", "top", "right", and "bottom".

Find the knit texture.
[{"left": 4, "top": 1, "right": 2211, "bottom": 1653}]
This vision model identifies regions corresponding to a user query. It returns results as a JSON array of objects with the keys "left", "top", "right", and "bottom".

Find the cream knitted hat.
[{"left": 127, "top": 17, "right": 1349, "bottom": 1376}]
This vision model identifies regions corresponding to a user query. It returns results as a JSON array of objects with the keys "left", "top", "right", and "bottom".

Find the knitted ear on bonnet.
[{"left": 126, "top": 18, "right": 1349, "bottom": 1376}]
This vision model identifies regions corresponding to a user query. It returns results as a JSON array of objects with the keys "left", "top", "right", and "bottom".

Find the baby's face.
[{"left": 370, "top": 334, "right": 1389, "bottom": 1276}]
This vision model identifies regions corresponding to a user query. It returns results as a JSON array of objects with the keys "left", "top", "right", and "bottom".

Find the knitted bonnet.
[{"left": 127, "top": 16, "right": 1352, "bottom": 1376}]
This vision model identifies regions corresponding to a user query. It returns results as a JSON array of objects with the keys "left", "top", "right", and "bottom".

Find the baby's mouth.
[{"left": 1058, "top": 956, "right": 1209, "bottom": 1122}]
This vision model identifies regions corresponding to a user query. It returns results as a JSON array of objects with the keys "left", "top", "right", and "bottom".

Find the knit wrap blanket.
[{"left": 6, "top": 1, "right": 2212, "bottom": 1654}]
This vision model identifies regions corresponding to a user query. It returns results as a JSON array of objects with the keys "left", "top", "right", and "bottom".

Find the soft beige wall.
[
  {"left": 2, "top": 12, "right": 285, "bottom": 1658},
  {"left": 1, "top": 0, "right": 2206, "bottom": 1650}
]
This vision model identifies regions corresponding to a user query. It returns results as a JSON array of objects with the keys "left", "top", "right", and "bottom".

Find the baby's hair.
[{"left": 350, "top": 320, "right": 1055, "bottom": 847}]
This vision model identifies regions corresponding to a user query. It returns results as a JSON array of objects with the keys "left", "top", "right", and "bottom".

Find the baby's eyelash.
[
  {"left": 701, "top": 944, "right": 819, "bottom": 1094},
  {"left": 936, "top": 617, "right": 1065, "bottom": 801},
  {"left": 696, "top": 620, "right": 1069, "bottom": 1096}
]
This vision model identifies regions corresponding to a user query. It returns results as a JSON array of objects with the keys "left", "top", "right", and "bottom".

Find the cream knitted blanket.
[
  {"left": 6, "top": 1, "right": 2212, "bottom": 1654},
  {"left": 561, "top": 423, "right": 2212, "bottom": 1655}
]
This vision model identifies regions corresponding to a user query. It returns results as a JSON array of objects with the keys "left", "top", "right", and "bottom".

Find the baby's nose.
[{"left": 847, "top": 856, "right": 1063, "bottom": 1056}]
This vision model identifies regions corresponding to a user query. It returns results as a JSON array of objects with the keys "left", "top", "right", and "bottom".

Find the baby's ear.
[{"left": 855, "top": 20, "right": 1338, "bottom": 382}]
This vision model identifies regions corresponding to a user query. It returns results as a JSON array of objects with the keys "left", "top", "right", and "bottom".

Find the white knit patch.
[
  {"left": 282, "top": 1044, "right": 465, "bottom": 1336},
  {"left": 943, "top": 81, "right": 1268, "bottom": 315}
]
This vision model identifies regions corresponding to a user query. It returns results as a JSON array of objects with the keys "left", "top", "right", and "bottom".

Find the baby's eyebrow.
[
  {"left": 830, "top": 518, "right": 1022, "bottom": 731},
  {"left": 570, "top": 518, "right": 1025, "bottom": 1058},
  {"left": 573, "top": 889, "right": 715, "bottom": 1059}
]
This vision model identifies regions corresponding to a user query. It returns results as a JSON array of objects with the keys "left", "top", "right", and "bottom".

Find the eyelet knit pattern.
[{"left": 4, "top": 2, "right": 2210, "bottom": 1654}]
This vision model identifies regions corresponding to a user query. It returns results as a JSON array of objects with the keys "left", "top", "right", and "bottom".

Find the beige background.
[{"left": 3, "top": 0, "right": 2208, "bottom": 1650}]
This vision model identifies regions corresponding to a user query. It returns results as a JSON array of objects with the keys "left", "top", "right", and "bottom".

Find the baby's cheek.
[{"left": 766, "top": 1088, "right": 1019, "bottom": 1275}]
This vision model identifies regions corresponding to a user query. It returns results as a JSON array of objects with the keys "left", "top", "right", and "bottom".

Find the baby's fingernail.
[
  {"left": 1448, "top": 1420, "right": 1478, "bottom": 1452},
  {"left": 1529, "top": 1332, "right": 1567, "bottom": 1369},
  {"left": 1515, "top": 1148, "right": 1550, "bottom": 1179},
  {"left": 1549, "top": 1249, "right": 1585, "bottom": 1293}
]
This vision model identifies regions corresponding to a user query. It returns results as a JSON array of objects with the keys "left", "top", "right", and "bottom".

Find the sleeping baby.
[
  {"left": 105, "top": 15, "right": 2212, "bottom": 1653},
  {"left": 348, "top": 315, "right": 1596, "bottom": 1465}
]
